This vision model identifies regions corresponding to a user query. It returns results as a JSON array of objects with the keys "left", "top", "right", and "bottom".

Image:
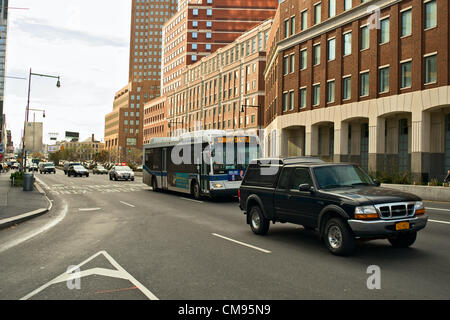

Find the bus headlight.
[{"left": 210, "top": 182, "right": 224, "bottom": 189}]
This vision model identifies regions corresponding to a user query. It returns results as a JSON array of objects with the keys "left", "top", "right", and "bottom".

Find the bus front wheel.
[{"left": 152, "top": 178, "right": 158, "bottom": 192}]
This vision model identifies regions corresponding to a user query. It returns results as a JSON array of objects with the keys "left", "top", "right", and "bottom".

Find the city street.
[{"left": 0, "top": 169, "right": 449, "bottom": 300}]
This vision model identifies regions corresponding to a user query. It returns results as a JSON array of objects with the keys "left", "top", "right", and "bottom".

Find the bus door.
[
  {"left": 162, "top": 148, "right": 168, "bottom": 189},
  {"left": 201, "top": 150, "right": 210, "bottom": 193}
]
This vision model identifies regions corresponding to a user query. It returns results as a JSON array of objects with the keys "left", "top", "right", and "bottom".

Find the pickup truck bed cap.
[{"left": 250, "top": 157, "right": 325, "bottom": 165}]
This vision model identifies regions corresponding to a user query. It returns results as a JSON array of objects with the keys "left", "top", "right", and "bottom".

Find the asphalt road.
[{"left": 0, "top": 168, "right": 449, "bottom": 300}]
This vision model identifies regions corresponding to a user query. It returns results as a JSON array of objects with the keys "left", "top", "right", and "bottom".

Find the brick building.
[
  {"left": 143, "top": 19, "right": 273, "bottom": 143},
  {"left": 161, "top": 0, "right": 279, "bottom": 96},
  {"left": 104, "top": 0, "right": 177, "bottom": 161},
  {"left": 264, "top": 0, "right": 449, "bottom": 182}
]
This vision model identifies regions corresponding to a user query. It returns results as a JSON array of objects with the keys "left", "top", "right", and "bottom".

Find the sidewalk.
[{"left": 0, "top": 172, "right": 50, "bottom": 229}]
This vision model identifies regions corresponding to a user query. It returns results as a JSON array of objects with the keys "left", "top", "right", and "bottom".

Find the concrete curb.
[
  {"left": 381, "top": 183, "right": 450, "bottom": 202},
  {"left": 0, "top": 178, "right": 52, "bottom": 230}
]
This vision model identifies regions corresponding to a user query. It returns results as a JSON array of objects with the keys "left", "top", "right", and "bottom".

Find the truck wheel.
[
  {"left": 388, "top": 231, "right": 417, "bottom": 248},
  {"left": 324, "top": 218, "right": 356, "bottom": 256},
  {"left": 249, "top": 206, "right": 270, "bottom": 235}
]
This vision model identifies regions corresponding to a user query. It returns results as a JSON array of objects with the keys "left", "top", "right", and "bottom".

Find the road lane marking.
[
  {"left": 212, "top": 233, "right": 271, "bottom": 254},
  {"left": 180, "top": 197, "right": 203, "bottom": 204},
  {"left": 20, "top": 250, "right": 158, "bottom": 300},
  {"left": 0, "top": 200, "right": 68, "bottom": 254},
  {"left": 426, "top": 207, "right": 450, "bottom": 212},
  {"left": 429, "top": 219, "right": 450, "bottom": 225},
  {"left": 120, "top": 201, "right": 135, "bottom": 208},
  {"left": 78, "top": 208, "right": 102, "bottom": 212}
]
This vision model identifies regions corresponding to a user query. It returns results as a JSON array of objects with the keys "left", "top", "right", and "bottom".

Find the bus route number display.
[{"left": 215, "top": 136, "right": 252, "bottom": 144}]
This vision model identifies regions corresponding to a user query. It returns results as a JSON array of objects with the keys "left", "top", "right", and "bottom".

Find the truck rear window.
[{"left": 243, "top": 166, "right": 279, "bottom": 188}]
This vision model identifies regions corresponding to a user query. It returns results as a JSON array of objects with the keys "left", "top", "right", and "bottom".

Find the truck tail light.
[{"left": 238, "top": 189, "right": 240, "bottom": 199}]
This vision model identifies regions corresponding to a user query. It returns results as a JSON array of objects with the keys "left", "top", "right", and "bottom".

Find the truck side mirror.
[{"left": 299, "top": 184, "right": 312, "bottom": 192}]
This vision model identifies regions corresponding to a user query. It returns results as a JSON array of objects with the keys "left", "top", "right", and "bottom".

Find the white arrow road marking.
[
  {"left": 212, "top": 233, "right": 271, "bottom": 254},
  {"left": 20, "top": 250, "right": 158, "bottom": 300},
  {"left": 120, "top": 201, "right": 135, "bottom": 208}
]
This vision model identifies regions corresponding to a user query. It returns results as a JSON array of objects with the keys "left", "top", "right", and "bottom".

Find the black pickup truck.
[{"left": 239, "top": 157, "right": 428, "bottom": 256}]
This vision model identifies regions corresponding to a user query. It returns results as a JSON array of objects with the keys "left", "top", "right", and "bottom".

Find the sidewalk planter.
[{"left": 9, "top": 172, "right": 24, "bottom": 187}]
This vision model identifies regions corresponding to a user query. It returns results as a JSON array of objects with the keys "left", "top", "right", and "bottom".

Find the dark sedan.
[
  {"left": 93, "top": 165, "right": 108, "bottom": 175},
  {"left": 67, "top": 165, "right": 89, "bottom": 177}
]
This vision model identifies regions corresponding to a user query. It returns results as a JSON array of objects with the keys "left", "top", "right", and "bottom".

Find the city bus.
[{"left": 143, "top": 130, "right": 260, "bottom": 199}]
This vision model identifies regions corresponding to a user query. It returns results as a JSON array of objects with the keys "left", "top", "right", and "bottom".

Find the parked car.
[
  {"left": 39, "top": 162, "right": 56, "bottom": 174},
  {"left": 109, "top": 165, "right": 135, "bottom": 181},
  {"left": 239, "top": 157, "right": 428, "bottom": 256},
  {"left": 67, "top": 165, "right": 89, "bottom": 177},
  {"left": 64, "top": 162, "right": 81, "bottom": 175},
  {"left": 93, "top": 165, "right": 108, "bottom": 175},
  {"left": 28, "top": 163, "right": 39, "bottom": 172}
]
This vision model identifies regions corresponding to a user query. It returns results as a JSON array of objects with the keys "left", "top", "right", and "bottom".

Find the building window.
[
  {"left": 343, "top": 32, "right": 352, "bottom": 56},
  {"left": 329, "top": 0, "right": 336, "bottom": 18},
  {"left": 314, "top": 3, "right": 321, "bottom": 25},
  {"left": 313, "top": 44, "right": 320, "bottom": 66},
  {"left": 300, "top": 49, "right": 307, "bottom": 70},
  {"left": 380, "top": 18, "right": 390, "bottom": 44},
  {"left": 192, "top": 32, "right": 197, "bottom": 39},
  {"left": 283, "top": 56, "right": 289, "bottom": 75},
  {"left": 401, "top": 9, "right": 412, "bottom": 37},
  {"left": 313, "top": 84, "right": 320, "bottom": 106},
  {"left": 289, "top": 54, "right": 295, "bottom": 73},
  {"left": 425, "top": 0, "right": 437, "bottom": 29},
  {"left": 301, "top": 10, "right": 308, "bottom": 31},
  {"left": 328, "top": 38, "right": 335, "bottom": 61},
  {"left": 327, "top": 80, "right": 335, "bottom": 103},
  {"left": 206, "top": 44, "right": 211, "bottom": 51},
  {"left": 360, "top": 72, "right": 369, "bottom": 97},
  {"left": 193, "top": 9, "right": 198, "bottom": 16},
  {"left": 400, "top": 61, "right": 412, "bottom": 88},
  {"left": 379, "top": 67, "right": 390, "bottom": 93},
  {"left": 192, "top": 43, "right": 197, "bottom": 50},
  {"left": 360, "top": 25, "right": 369, "bottom": 50},
  {"left": 344, "top": 0, "right": 352, "bottom": 11},
  {"left": 206, "top": 9, "right": 212, "bottom": 16},
  {"left": 300, "top": 88, "right": 307, "bottom": 109},
  {"left": 192, "top": 21, "right": 198, "bottom": 27},
  {"left": 284, "top": 19, "right": 290, "bottom": 38},
  {"left": 283, "top": 92, "right": 289, "bottom": 111},
  {"left": 290, "top": 16, "right": 295, "bottom": 36},
  {"left": 289, "top": 91, "right": 295, "bottom": 110},
  {"left": 424, "top": 54, "right": 437, "bottom": 84},
  {"left": 343, "top": 76, "right": 351, "bottom": 100}
]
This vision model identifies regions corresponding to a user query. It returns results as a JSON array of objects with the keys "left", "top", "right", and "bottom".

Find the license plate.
[{"left": 396, "top": 222, "right": 410, "bottom": 231}]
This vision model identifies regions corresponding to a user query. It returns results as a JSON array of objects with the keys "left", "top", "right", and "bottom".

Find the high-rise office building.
[
  {"left": 0, "top": 0, "right": 8, "bottom": 154},
  {"left": 104, "top": 0, "right": 177, "bottom": 160},
  {"left": 161, "top": 0, "right": 279, "bottom": 95}
]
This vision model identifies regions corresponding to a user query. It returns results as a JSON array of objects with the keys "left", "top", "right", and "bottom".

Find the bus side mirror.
[{"left": 373, "top": 180, "right": 381, "bottom": 187}]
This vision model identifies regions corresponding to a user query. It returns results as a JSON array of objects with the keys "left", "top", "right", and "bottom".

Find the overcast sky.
[{"left": 5, "top": 0, "right": 131, "bottom": 147}]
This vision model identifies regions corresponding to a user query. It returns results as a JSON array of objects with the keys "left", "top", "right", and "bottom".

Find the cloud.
[{"left": 13, "top": 16, "right": 128, "bottom": 48}]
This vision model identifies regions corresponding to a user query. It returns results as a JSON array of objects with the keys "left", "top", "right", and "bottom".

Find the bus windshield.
[{"left": 211, "top": 143, "right": 259, "bottom": 175}]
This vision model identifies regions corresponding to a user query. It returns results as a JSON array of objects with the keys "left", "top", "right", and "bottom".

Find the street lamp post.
[
  {"left": 22, "top": 68, "right": 61, "bottom": 171},
  {"left": 240, "top": 104, "right": 262, "bottom": 131}
]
